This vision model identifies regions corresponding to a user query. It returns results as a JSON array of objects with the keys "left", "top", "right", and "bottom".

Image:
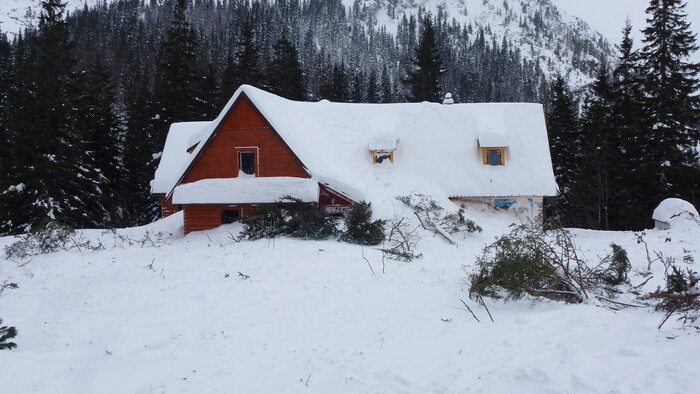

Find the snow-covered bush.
[
  {"left": 339, "top": 202, "right": 385, "bottom": 245},
  {"left": 239, "top": 198, "right": 338, "bottom": 240},
  {"left": 0, "top": 319, "right": 17, "bottom": 350},
  {"left": 4, "top": 222, "right": 87, "bottom": 259},
  {"left": 468, "top": 223, "right": 630, "bottom": 304}
]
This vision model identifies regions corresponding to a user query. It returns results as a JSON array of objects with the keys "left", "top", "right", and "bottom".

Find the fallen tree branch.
[
  {"left": 362, "top": 248, "right": 376, "bottom": 276},
  {"left": 595, "top": 296, "right": 643, "bottom": 308},
  {"left": 459, "top": 298, "right": 480, "bottom": 322},
  {"left": 479, "top": 295, "right": 494, "bottom": 322},
  {"left": 634, "top": 275, "right": 654, "bottom": 289}
]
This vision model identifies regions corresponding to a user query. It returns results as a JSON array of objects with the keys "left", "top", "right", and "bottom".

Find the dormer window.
[
  {"left": 483, "top": 148, "right": 505, "bottom": 166},
  {"left": 369, "top": 133, "right": 398, "bottom": 164},
  {"left": 478, "top": 131, "right": 508, "bottom": 166}
]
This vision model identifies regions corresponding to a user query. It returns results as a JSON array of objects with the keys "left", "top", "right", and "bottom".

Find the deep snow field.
[{"left": 1, "top": 207, "right": 699, "bottom": 393}]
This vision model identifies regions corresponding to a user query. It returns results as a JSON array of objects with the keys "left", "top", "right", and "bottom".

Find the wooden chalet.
[{"left": 151, "top": 85, "right": 558, "bottom": 235}]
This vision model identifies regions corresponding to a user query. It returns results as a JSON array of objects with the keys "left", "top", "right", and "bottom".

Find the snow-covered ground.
[{"left": 1, "top": 207, "right": 698, "bottom": 393}]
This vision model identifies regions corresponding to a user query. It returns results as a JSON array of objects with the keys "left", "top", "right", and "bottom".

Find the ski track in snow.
[{"left": 1, "top": 209, "right": 699, "bottom": 393}]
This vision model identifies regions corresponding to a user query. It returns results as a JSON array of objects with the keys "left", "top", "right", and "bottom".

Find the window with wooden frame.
[
  {"left": 221, "top": 209, "right": 239, "bottom": 224},
  {"left": 235, "top": 147, "right": 259, "bottom": 177},
  {"left": 482, "top": 147, "right": 506, "bottom": 166}
]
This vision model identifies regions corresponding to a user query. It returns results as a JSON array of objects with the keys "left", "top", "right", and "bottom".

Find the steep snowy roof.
[
  {"left": 172, "top": 177, "right": 319, "bottom": 204},
  {"left": 151, "top": 121, "right": 211, "bottom": 194},
  {"left": 157, "top": 85, "right": 557, "bottom": 209}
]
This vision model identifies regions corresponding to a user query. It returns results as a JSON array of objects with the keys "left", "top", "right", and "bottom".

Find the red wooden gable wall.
[
  {"left": 182, "top": 95, "right": 309, "bottom": 184},
  {"left": 159, "top": 93, "right": 354, "bottom": 234}
]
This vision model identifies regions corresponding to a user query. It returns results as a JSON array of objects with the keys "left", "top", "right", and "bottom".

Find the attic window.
[
  {"left": 482, "top": 148, "right": 505, "bottom": 166},
  {"left": 368, "top": 133, "right": 397, "bottom": 164},
  {"left": 373, "top": 151, "right": 393, "bottom": 164},
  {"left": 238, "top": 151, "right": 256, "bottom": 175}
]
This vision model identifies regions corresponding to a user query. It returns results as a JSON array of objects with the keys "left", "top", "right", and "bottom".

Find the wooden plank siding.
[
  {"left": 183, "top": 204, "right": 259, "bottom": 233},
  {"left": 159, "top": 195, "right": 180, "bottom": 218},
  {"left": 177, "top": 94, "right": 313, "bottom": 234},
  {"left": 182, "top": 95, "right": 309, "bottom": 184}
]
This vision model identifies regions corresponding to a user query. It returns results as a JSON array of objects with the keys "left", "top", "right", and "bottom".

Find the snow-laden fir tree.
[
  {"left": 576, "top": 64, "right": 614, "bottom": 230},
  {"left": 267, "top": 35, "right": 305, "bottom": 101},
  {"left": 366, "top": 69, "right": 379, "bottom": 103},
  {"left": 233, "top": 21, "right": 265, "bottom": 89},
  {"left": 402, "top": 13, "right": 444, "bottom": 102},
  {"left": 0, "top": 0, "right": 106, "bottom": 233},
  {"left": 610, "top": 20, "right": 648, "bottom": 229},
  {"left": 638, "top": 0, "right": 700, "bottom": 217},
  {"left": 546, "top": 75, "right": 580, "bottom": 224},
  {"left": 154, "top": 0, "right": 199, "bottom": 144}
]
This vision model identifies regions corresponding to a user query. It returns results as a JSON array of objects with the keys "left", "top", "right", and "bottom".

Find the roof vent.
[{"left": 442, "top": 92, "right": 454, "bottom": 105}]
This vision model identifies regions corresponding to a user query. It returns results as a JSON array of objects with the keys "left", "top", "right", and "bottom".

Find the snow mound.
[{"left": 652, "top": 198, "right": 699, "bottom": 224}]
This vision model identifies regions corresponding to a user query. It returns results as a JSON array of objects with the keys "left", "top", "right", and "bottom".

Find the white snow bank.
[
  {"left": 2, "top": 213, "right": 700, "bottom": 393},
  {"left": 652, "top": 198, "right": 699, "bottom": 224},
  {"left": 151, "top": 121, "right": 211, "bottom": 194},
  {"left": 172, "top": 177, "right": 319, "bottom": 204}
]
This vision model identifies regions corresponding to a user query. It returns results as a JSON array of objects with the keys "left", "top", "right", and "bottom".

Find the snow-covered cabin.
[{"left": 151, "top": 85, "right": 557, "bottom": 234}]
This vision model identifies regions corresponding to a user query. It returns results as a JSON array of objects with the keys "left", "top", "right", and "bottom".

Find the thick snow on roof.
[
  {"left": 478, "top": 132, "right": 509, "bottom": 148},
  {"left": 172, "top": 177, "right": 319, "bottom": 204},
  {"left": 652, "top": 198, "right": 699, "bottom": 224},
  {"left": 165, "top": 85, "right": 557, "bottom": 211},
  {"left": 368, "top": 132, "right": 398, "bottom": 151},
  {"left": 151, "top": 121, "right": 211, "bottom": 194}
]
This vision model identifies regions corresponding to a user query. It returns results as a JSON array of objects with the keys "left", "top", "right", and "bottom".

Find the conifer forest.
[{"left": 0, "top": 0, "right": 698, "bottom": 233}]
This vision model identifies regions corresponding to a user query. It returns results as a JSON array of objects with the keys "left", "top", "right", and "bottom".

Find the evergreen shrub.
[
  {"left": 468, "top": 223, "right": 631, "bottom": 304},
  {"left": 239, "top": 197, "right": 338, "bottom": 240},
  {"left": 0, "top": 319, "right": 17, "bottom": 350},
  {"left": 339, "top": 202, "right": 385, "bottom": 245}
]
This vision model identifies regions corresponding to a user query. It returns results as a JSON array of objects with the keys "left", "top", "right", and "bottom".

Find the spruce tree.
[
  {"left": 123, "top": 69, "right": 160, "bottom": 225},
  {"left": 351, "top": 71, "right": 365, "bottom": 103},
  {"left": 402, "top": 14, "right": 444, "bottom": 102},
  {"left": 638, "top": 0, "right": 700, "bottom": 219},
  {"left": 381, "top": 66, "right": 393, "bottom": 103},
  {"left": 576, "top": 64, "right": 614, "bottom": 229},
  {"left": 546, "top": 75, "right": 580, "bottom": 223},
  {"left": 267, "top": 36, "right": 305, "bottom": 100},
  {"left": 72, "top": 55, "right": 124, "bottom": 226},
  {"left": 234, "top": 21, "right": 265, "bottom": 89},
  {"left": 154, "top": 0, "right": 199, "bottom": 144},
  {"left": 1, "top": 0, "right": 103, "bottom": 232},
  {"left": 366, "top": 69, "right": 379, "bottom": 103},
  {"left": 610, "top": 20, "right": 647, "bottom": 229},
  {"left": 0, "top": 33, "right": 12, "bottom": 190},
  {"left": 319, "top": 62, "right": 349, "bottom": 102}
]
